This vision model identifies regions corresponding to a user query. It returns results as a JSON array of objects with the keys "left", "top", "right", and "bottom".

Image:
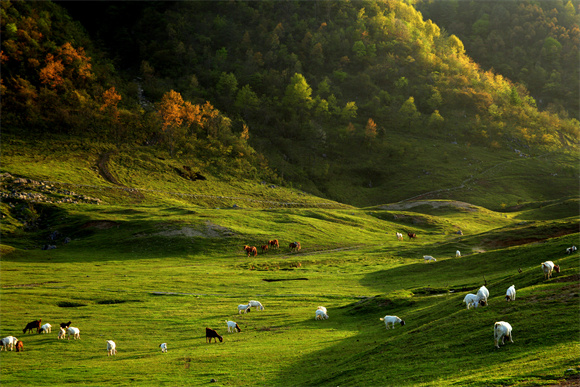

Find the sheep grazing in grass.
[
  {"left": 476, "top": 285, "right": 489, "bottom": 306},
  {"left": 505, "top": 285, "right": 516, "bottom": 301},
  {"left": 315, "top": 309, "right": 329, "bottom": 320},
  {"left": 494, "top": 321, "right": 513, "bottom": 349},
  {"left": 39, "top": 323, "right": 52, "bottom": 334},
  {"left": 160, "top": 343, "right": 168, "bottom": 353},
  {"left": 423, "top": 255, "right": 436, "bottom": 262},
  {"left": 205, "top": 328, "right": 223, "bottom": 343},
  {"left": 57, "top": 327, "right": 66, "bottom": 340},
  {"left": 463, "top": 293, "right": 481, "bottom": 309},
  {"left": 541, "top": 261, "right": 560, "bottom": 280},
  {"left": 66, "top": 327, "right": 80, "bottom": 340},
  {"left": 238, "top": 304, "right": 251, "bottom": 314},
  {"left": 380, "top": 315, "right": 405, "bottom": 329},
  {"left": 107, "top": 340, "right": 117, "bottom": 356},
  {"left": 1, "top": 336, "right": 18, "bottom": 351},
  {"left": 248, "top": 300, "right": 264, "bottom": 311},
  {"left": 225, "top": 321, "right": 242, "bottom": 333}
]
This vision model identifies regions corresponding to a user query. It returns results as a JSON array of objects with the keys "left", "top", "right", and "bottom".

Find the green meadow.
[{"left": 1, "top": 139, "right": 579, "bottom": 386}]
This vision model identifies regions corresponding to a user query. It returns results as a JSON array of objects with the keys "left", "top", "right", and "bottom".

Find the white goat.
[
  {"left": 380, "top": 315, "right": 405, "bottom": 329},
  {"left": 505, "top": 285, "right": 516, "bottom": 301},
  {"left": 238, "top": 304, "right": 251, "bottom": 314},
  {"left": 476, "top": 285, "right": 489, "bottom": 306},
  {"left": 57, "top": 327, "right": 66, "bottom": 339},
  {"left": 456, "top": 250, "right": 461, "bottom": 257},
  {"left": 248, "top": 300, "right": 264, "bottom": 311},
  {"left": 315, "top": 309, "right": 329, "bottom": 320},
  {"left": 565, "top": 246, "right": 577, "bottom": 254},
  {"left": 541, "top": 261, "right": 560, "bottom": 279},
  {"left": 225, "top": 320, "right": 242, "bottom": 333},
  {"left": 317, "top": 306, "right": 327, "bottom": 314},
  {"left": 463, "top": 293, "right": 480, "bottom": 309},
  {"left": 106, "top": 340, "right": 117, "bottom": 356},
  {"left": 494, "top": 321, "right": 513, "bottom": 348},
  {"left": 1, "top": 336, "right": 18, "bottom": 351},
  {"left": 160, "top": 343, "right": 168, "bottom": 353},
  {"left": 66, "top": 326, "right": 80, "bottom": 340},
  {"left": 396, "top": 232, "right": 403, "bottom": 241},
  {"left": 40, "top": 323, "right": 52, "bottom": 333},
  {"left": 423, "top": 255, "right": 436, "bottom": 262}
]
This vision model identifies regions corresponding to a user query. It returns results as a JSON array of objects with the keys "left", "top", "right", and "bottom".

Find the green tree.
[{"left": 282, "top": 73, "right": 313, "bottom": 111}]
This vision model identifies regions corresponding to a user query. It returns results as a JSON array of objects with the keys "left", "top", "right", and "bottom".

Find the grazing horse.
[
  {"left": 407, "top": 233, "right": 416, "bottom": 240},
  {"left": 289, "top": 242, "right": 301, "bottom": 252},
  {"left": 244, "top": 245, "right": 257, "bottom": 257},
  {"left": 269, "top": 239, "right": 279, "bottom": 249},
  {"left": 261, "top": 245, "right": 269, "bottom": 253}
]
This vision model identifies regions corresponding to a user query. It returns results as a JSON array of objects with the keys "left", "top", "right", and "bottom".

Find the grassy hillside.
[{"left": 1, "top": 138, "right": 578, "bottom": 386}]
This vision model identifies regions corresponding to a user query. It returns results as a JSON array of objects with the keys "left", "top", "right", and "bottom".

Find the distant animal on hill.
[
  {"left": 423, "top": 255, "right": 436, "bottom": 262},
  {"left": 380, "top": 315, "right": 405, "bottom": 329},
  {"left": 494, "top": 321, "right": 513, "bottom": 349},
  {"left": 396, "top": 232, "right": 403, "bottom": 241},
  {"left": 15, "top": 340, "right": 23, "bottom": 352},
  {"left": 160, "top": 343, "right": 168, "bottom": 353},
  {"left": 407, "top": 233, "right": 416, "bottom": 240},
  {"left": 289, "top": 242, "right": 301, "bottom": 252},
  {"left": 57, "top": 327, "right": 66, "bottom": 340},
  {"left": 238, "top": 304, "right": 251, "bottom": 314},
  {"left": 244, "top": 245, "right": 257, "bottom": 257},
  {"left": 23, "top": 319, "right": 41, "bottom": 334},
  {"left": 505, "top": 285, "right": 516, "bottom": 301},
  {"left": 476, "top": 286, "right": 489, "bottom": 306},
  {"left": 248, "top": 300, "right": 264, "bottom": 311},
  {"left": 269, "top": 239, "right": 279, "bottom": 249},
  {"left": 1, "top": 336, "right": 18, "bottom": 351},
  {"left": 206, "top": 328, "right": 223, "bottom": 343},
  {"left": 541, "top": 261, "right": 560, "bottom": 279},
  {"left": 66, "top": 327, "right": 80, "bottom": 340},
  {"left": 456, "top": 250, "right": 461, "bottom": 257},
  {"left": 261, "top": 245, "right": 269, "bottom": 253},
  {"left": 463, "top": 294, "right": 482, "bottom": 309},
  {"left": 565, "top": 246, "right": 577, "bottom": 254},
  {"left": 107, "top": 340, "right": 117, "bottom": 356},
  {"left": 39, "top": 323, "right": 52, "bottom": 334},
  {"left": 315, "top": 309, "right": 329, "bottom": 320},
  {"left": 60, "top": 321, "right": 71, "bottom": 329}
]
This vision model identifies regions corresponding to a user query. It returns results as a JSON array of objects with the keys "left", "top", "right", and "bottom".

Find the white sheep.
[
  {"left": 396, "top": 232, "right": 403, "bottom": 241},
  {"left": 1, "top": 336, "right": 18, "bottom": 351},
  {"left": 159, "top": 343, "right": 168, "bottom": 353},
  {"left": 423, "top": 255, "right": 436, "bottom": 262},
  {"left": 107, "top": 340, "right": 117, "bottom": 356},
  {"left": 57, "top": 327, "right": 66, "bottom": 339},
  {"left": 476, "top": 285, "right": 489, "bottom": 306},
  {"left": 380, "top": 315, "right": 405, "bottom": 329},
  {"left": 238, "top": 304, "right": 251, "bottom": 314},
  {"left": 66, "top": 326, "right": 80, "bottom": 340},
  {"left": 463, "top": 293, "right": 480, "bottom": 309},
  {"left": 494, "top": 321, "right": 513, "bottom": 348},
  {"left": 456, "top": 250, "right": 461, "bottom": 257},
  {"left": 248, "top": 300, "right": 264, "bottom": 311},
  {"left": 317, "top": 306, "right": 327, "bottom": 314},
  {"left": 541, "top": 261, "right": 560, "bottom": 279},
  {"left": 315, "top": 309, "right": 329, "bottom": 320},
  {"left": 40, "top": 323, "right": 52, "bottom": 333},
  {"left": 505, "top": 285, "right": 516, "bottom": 301},
  {"left": 225, "top": 320, "right": 242, "bottom": 333}
]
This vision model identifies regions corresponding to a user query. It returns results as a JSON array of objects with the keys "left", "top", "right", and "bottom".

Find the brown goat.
[{"left": 206, "top": 327, "right": 223, "bottom": 343}]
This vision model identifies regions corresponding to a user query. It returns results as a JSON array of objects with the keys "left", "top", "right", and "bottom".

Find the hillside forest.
[{"left": 1, "top": 0, "right": 579, "bottom": 206}]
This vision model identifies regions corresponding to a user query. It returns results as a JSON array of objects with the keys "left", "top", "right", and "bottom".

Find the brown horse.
[
  {"left": 244, "top": 246, "right": 257, "bottom": 257},
  {"left": 269, "top": 239, "right": 279, "bottom": 249},
  {"left": 407, "top": 233, "right": 416, "bottom": 240},
  {"left": 261, "top": 245, "right": 269, "bottom": 253},
  {"left": 289, "top": 242, "right": 301, "bottom": 252}
]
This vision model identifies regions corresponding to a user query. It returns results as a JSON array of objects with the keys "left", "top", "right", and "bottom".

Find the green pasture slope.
[{"left": 1, "top": 140, "right": 579, "bottom": 386}]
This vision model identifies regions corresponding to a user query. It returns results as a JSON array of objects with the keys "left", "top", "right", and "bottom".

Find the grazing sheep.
[
  {"left": 57, "top": 327, "right": 66, "bottom": 340},
  {"left": 205, "top": 327, "right": 223, "bottom": 343},
  {"left": 315, "top": 309, "right": 329, "bottom": 320},
  {"left": 494, "top": 321, "right": 513, "bottom": 348},
  {"left": 423, "top": 255, "right": 436, "bottom": 262},
  {"left": 15, "top": 340, "right": 23, "bottom": 352},
  {"left": 505, "top": 285, "right": 516, "bottom": 301},
  {"left": 39, "top": 323, "right": 52, "bottom": 334},
  {"left": 317, "top": 306, "right": 327, "bottom": 314},
  {"left": 463, "top": 293, "right": 480, "bottom": 309},
  {"left": 541, "top": 261, "right": 560, "bottom": 279},
  {"left": 107, "top": 340, "right": 117, "bottom": 356},
  {"left": 380, "top": 315, "right": 405, "bottom": 329},
  {"left": 160, "top": 343, "right": 168, "bottom": 353},
  {"left": 248, "top": 300, "right": 265, "bottom": 311},
  {"left": 396, "top": 232, "right": 403, "bottom": 241},
  {"left": 456, "top": 250, "right": 461, "bottom": 257},
  {"left": 1, "top": 336, "right": 18, "bottom": 351},
  {"left": 238, "top": 304, "right": 251, "bottom": 314},
  {"left": 225, "top": 320, "right": 242, "bottom": 333},
  {"left": 66, "top": 327, "right": 80, "bottom": 340},
  {"left": 22, "top": 319, "right": 41, "bottom": 334},
  {"left": 476, "top": 285, "right": 489, "bottom": 306}
]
